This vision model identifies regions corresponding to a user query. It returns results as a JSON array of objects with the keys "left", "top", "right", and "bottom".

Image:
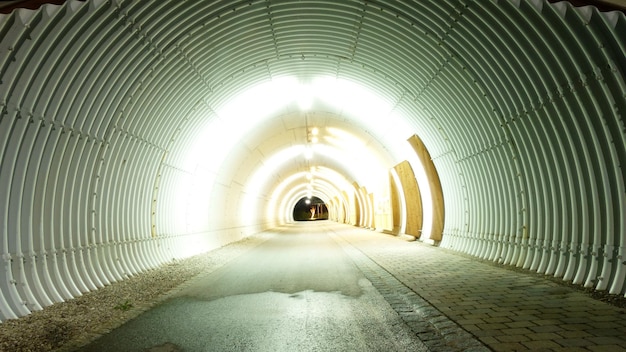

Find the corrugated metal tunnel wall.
[{"left": 0, "top": 0, "right": 624, "bottom": 321}]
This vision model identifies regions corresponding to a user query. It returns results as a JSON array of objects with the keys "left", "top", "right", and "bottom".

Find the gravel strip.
[{"left": 0, "top": 233, "right": 271, "bottom": 352}]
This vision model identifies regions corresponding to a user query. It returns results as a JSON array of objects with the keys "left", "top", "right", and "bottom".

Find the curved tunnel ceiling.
[{"left": 0, "top": 0, "right": 625, "bottom": 320}]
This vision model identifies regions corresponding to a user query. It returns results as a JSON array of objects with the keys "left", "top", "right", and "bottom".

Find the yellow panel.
[
  {"left": 393, "top": 161, "right": 423, "bottom": 238},
  {"left": 408, "top": 135, "right": 444, "bottom": 241},
  {"left": 389, "top": 170, "right": 401, "bottom": 234},
  {"left": 368, "top": 193, "right": 376, "bottom": 229}
]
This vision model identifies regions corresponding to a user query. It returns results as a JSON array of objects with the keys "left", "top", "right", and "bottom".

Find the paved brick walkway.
[
  {"left": 332, "top": 225, "right": 626, "bottom": 352},
  {"left": 332, "top": 230, "right": 488, "bottom": 351}
]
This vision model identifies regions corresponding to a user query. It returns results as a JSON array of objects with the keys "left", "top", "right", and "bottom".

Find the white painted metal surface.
[{"left": 0, "top": 0, "right": 624, "bottom": 321}]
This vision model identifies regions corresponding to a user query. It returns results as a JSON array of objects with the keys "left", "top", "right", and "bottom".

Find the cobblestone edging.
[{"left": 331, "top": 232, "right": 490, "bottom": 352}]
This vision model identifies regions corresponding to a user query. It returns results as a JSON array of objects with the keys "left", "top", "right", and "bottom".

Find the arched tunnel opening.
[
  {"left": 0, "top": 0, "right": 625, "bottom": 349},
  {"left": 293, "top": 196, "right": 328, "bottom": 221}
]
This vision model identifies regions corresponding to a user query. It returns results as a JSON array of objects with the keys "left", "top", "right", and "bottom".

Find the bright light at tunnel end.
[{"left": 182, "top": 75, "right": 433, "bottom": 237}]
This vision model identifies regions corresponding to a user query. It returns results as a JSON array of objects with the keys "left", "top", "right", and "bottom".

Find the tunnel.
[{"left": 0, "top": 0, "right": 625, "bottom": 326}]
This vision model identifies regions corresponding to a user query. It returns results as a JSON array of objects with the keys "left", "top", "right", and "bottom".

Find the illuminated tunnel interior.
[{"left": 0, "top": 0, "right": 625, "bottom": 321}]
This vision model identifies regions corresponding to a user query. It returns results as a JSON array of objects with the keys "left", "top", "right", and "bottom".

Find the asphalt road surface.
[{"left": 78, "top": 223, "right": 427, "bottom": 352}]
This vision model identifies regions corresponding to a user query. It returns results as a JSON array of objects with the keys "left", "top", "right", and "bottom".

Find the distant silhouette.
[{"left": 293, "top": 196, "right": 328, "bottom": 221}]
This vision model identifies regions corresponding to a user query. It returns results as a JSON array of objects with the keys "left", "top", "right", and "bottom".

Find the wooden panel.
[
  {"left": 393, "top": 161, "right": 423, "bottom": 238},
  {"left": 389, "top": 170, "right": 402, "bottom": 234},
  {"left": 341, "top": 191, "right": 350, "bottom": 224},
  {"left": 408, "top": 134, "right": 445, "bottom": 241},
  {"left": 347, "top": 186, "right": 360, "bottom": 226},
  {"left": 368, "top": 192, "right": 376, "bottom": 229}
]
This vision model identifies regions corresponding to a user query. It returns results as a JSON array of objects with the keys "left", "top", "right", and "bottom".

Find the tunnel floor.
[{"left": 75, "top": 222, "right": 626, "bottom": 352}]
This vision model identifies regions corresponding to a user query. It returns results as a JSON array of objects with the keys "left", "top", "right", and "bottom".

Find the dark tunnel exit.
[{"left": 293, "top": 196, "right": 328, "bottom": 221}]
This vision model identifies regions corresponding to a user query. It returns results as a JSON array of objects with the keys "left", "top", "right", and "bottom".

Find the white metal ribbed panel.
[{"left": 0, "top": 0, "right": 624, "bottom": 321}]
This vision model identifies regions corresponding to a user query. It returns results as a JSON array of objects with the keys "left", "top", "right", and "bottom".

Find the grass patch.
[{"left": 113, "top": 300, "right": 134, "bottom": 311}]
